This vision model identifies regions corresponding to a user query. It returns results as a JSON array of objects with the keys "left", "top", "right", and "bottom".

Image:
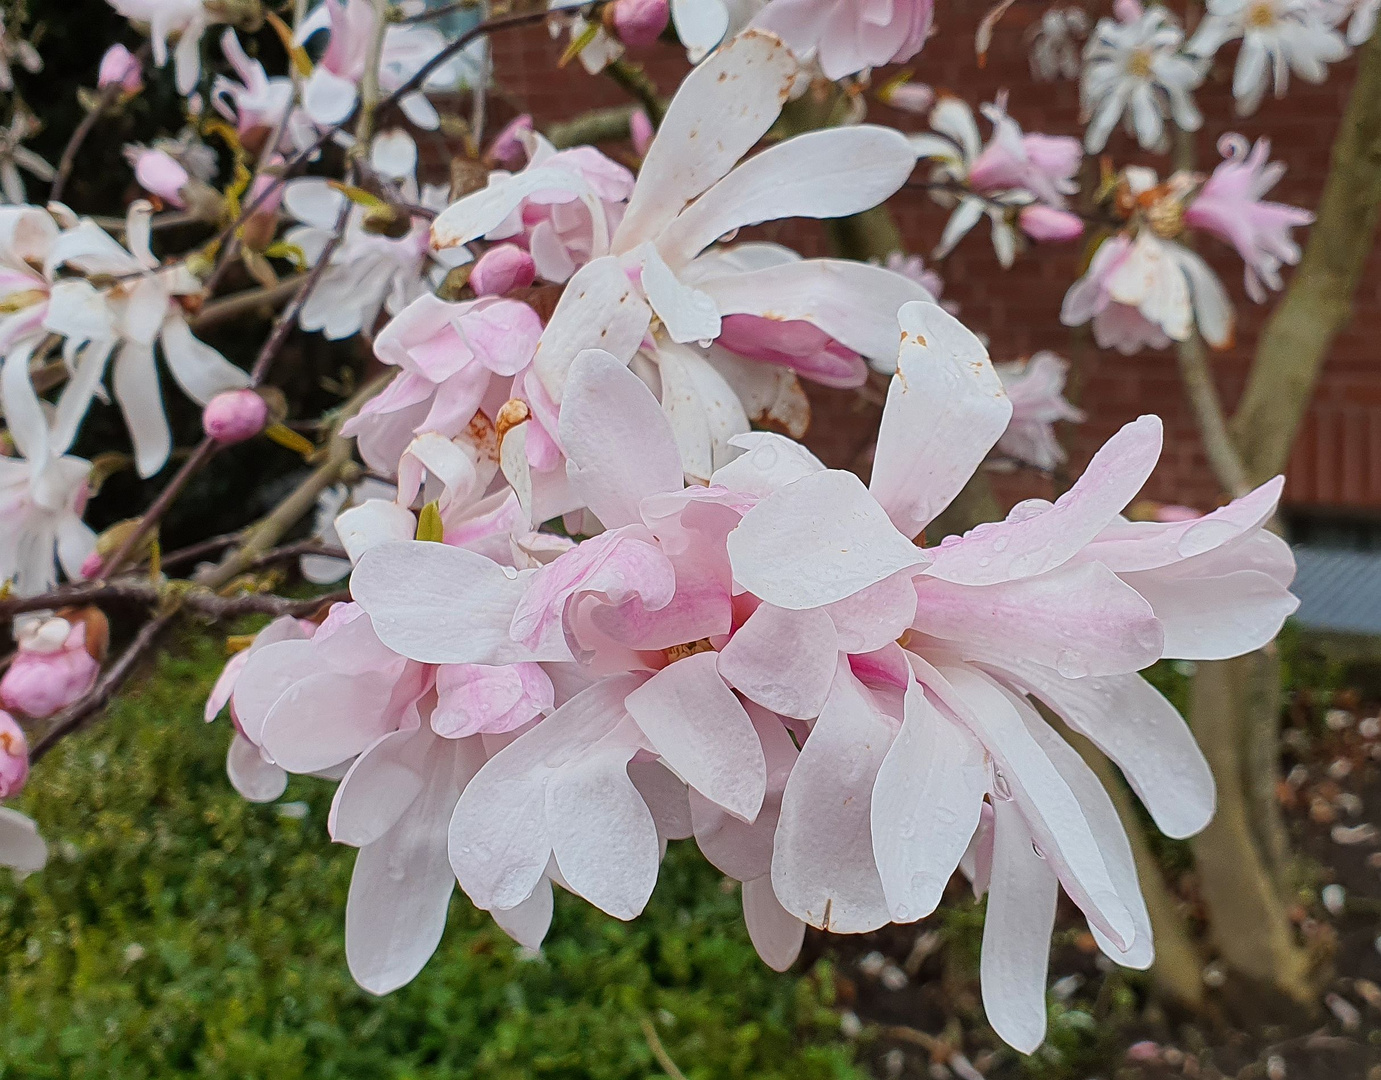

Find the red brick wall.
[{"left": 487, "top": 1, "right": 1381, "bottom": 518}]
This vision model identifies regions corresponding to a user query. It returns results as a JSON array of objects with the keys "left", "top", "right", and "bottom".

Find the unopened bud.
[
  {"left": 1019, "top": 205, "right": 1084, "bottom": 243},
  {"left": 1, "top": 617, "right": 100, "bottom": 720},
  {"left": 608, "top": 0, "right": 668, "bottom": 49},
  {"left": 126, "top": 147, "right": 190, "bottom": 208},
  {"left": 484, "top": 114, "right": 532, "bottom": 170},
  {"left": 0, "top": 710, "right": 27, "bottom": 798},
  {"left": 878, "top": 80, "right": 934, "bottom": 114},
  {"left": 1113, "top": 0, "right": 1144, "bottom": 21},
  {"left": 241, "top": 171, "right": 285, "bottom": 251},
  {"left": 471, "top": 244, "right": 536, "bottom": 296},
  {"left": 203, "top": 389, "right": 269, "bottom": 444},
  {"left": 98, "top": 44, "right": 143, "bottom": 94},
  {"left": 630, "top": 108, "right": 654, "bottom": 156}
]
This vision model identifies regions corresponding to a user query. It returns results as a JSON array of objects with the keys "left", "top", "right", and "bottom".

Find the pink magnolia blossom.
[
  {"left": 125, "top": 146, "right": 190, "bottom": 207},
  {"left": 202, "top": 388, "right": 268, "bottom": 443},
  {"left": 484, "top": 114, "right": 533, "bottom": 169},
  {"left": 470, "top": 243, "right": 536, "bottom": 296},
  {"left": 1184, "top": 134, "right": 1314, "bottom": 303},
  {"left": 1019, "top": 205, "right": 1084, "bottom": 243},
  {"left": 0, "top": 709, "right": 28, "bottom": 797},
  {"left": 993, "top": 351, "right": 1085, "bottom": 471},
  {"left": 1060, "top": 231, "right": 1234, "bottom": 353},
  {"left": 341, "top": 292, "right": 542, "bottom": 473},
  {"left": 612, "top": 0, "right": 670, "bottom": 47},
  {"left": 211, "top": 30, "right": 299, "bottom": 150},
  {"left": 0, "top": 615, "right": 101, "bottom": 719},
  {"left": 98, "top": 44, "right": 144, "bottom": 93},
  {"left": 753, "top": 0, "right": 933, "bottom": 79}
]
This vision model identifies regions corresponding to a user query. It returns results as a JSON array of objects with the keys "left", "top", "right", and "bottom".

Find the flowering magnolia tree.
[{"left": 0, "top": 0, "right": 1365, "bottom": 1050}]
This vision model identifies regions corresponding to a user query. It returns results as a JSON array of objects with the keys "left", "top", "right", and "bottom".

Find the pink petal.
[{"left": 716, "top": 603, "right": 837, "bottom": 719}]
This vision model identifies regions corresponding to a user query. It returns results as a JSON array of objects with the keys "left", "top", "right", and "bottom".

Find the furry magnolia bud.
[
  {"left": 471, "top": 244, "right": 536, "bottom": 296},
  {"left": 203, "top": 389, "right": 269, "bottom": 445}
]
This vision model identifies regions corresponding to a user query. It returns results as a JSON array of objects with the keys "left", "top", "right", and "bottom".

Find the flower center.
[
  {"left": 663, "top": 639, "right": 715, "bottom": 664},
  {"left": 1246, "top": 1, "right": 1276, "bottom": 27},
  {"left": 1126, "top": 48, "right": 1153, "bottom": 78}
]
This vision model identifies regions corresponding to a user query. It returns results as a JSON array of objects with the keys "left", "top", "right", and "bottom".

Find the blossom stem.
[
  {"left": 604, "top": 59, "right": 665, "bottom": 126},
  {"left": 97, "top": 437, "right": 221, "bottom": 578},
  {"left": 1175, "top": 333, "right": 1251, "bottom": 500},
  {"left": 49, "top": 42, "right": 151, "bottom": 203},
  {"left": 0, "top": 577, "right": 347, "bottom": 622}
]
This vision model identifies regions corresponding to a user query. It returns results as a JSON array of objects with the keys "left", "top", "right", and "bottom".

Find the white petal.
[
  {"left": 0, "top": 807, "right": 46, "bottom": 872},
  {"left": 727, "top": 469, "right": 930, "bottom": 609},
  {"left": 112, "top": 340, "right": 171, "bottom": 478},
  {"left": 869, "top": 301, "right": 1011, "bottom": 538},
  {"left": 159, "top": 316, "right": 250, "bottom": 404},
  {"left": 532, "top": 256, "right": 652, "bottom": 401},
  {"left": 716, "top": 603, "right": 837, "bottom": 719},
  {"left": 638, "top": 242, "right": 721, "bottom": 344},
  {"left": 742, "top": 875, "right": 805, "bottom": 971},
  {"left": 226, "top": 733, "right": 289, "bottom": 803}
]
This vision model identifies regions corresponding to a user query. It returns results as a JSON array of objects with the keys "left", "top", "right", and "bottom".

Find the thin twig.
[
  {"left": 189, "top": 276, "right": 306, "bottom": 333},
  {"left": 638, "top": 1016, "right": 689, "bottom": 1080},
  {"left": 98, "top": 437, "right": 219, "bottom": 577},
  {"left": 0, "top": 578, "right": 347, "bottom": 621},
  {"left": 242, "top": 540, "right": 347, "bottom": 572},
  {"left": 50, "top": 42, "right": 151, "bottom": 203},
  {"left": 1176, "top": 331, "right": 1252, "bottom": 499}
]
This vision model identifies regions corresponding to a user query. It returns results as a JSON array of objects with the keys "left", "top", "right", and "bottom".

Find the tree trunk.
[
  {"left": 1187, "top": 656, "right": 1316, "bottom": 1006},
  {"left": 1230, "top": 29, "right": 1381, "bottom": 485}
]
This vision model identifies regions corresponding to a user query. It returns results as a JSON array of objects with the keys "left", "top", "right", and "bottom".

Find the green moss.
[{"left": 0, "top": 633, "right": 863, "bottom": 1080}]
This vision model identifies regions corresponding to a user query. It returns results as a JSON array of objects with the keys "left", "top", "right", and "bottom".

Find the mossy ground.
[{"left": 0, "top": 633, "right": 863, "bottom": 1080}]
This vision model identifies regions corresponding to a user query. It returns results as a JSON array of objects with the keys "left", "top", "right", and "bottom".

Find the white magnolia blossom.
[
  {"left": 1027, "top": 5, "right": 1089, "bottom": 80},
  {"left": 0, "top": 11, "right": 42, "bottom": 93},
  {"left": 283, "top": 130, "right": 468, "bottom": 340},
  {"left": 40, "top": 201, "right": 251, "bottom": 476},
  {"left": 108, "top": 0, "right": 221, "bottom": 95},
  {"left": 1080, "top": 3, "right": 1203, "bottom": 152},
  {"left": 1187, "top": 0, "right": 1348, "bottom": 115},
  {"left": 0, "top": 807, "right": 46, "bottom": 873},
  {"left": 0, "top": 112, "right": 54, "bottom": 206}
]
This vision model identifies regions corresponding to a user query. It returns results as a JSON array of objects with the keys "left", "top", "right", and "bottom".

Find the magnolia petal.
[
  {"left": 532, "top": 256, "right": 652, "bottom": 401},
  {"left": 329, "top": 725, "right": 430, "bottom": 848},
  {"left": 913, "top": 562, "right": 1164, "bottom": 679},
  {"left": 113, "top": 340, "right": 171, "bottom": 479},
  {"left": 990, "top": 658, "right": 1213, "bottom": 840},
  {"left": 626, "top": 652, "right": 766, "bottom": 821},
  {"left": 716, "top": 603, "right": 837, "bottom": 719},
  {"left": 546, "top": 733, "right": 659, "bottom": 920},
  {"left": 772, "top": 659, "right": 892, "bottom": 932},
  {"left": 226, "top": 733, "right": 289, "bottom": 803},
  {"left": 160, "top": 316, "right": 250, "bottom": 404},
  {"left": 559, "top": 349, "right": 684, "bottom": 527},
  {"left": 1122, "top": 565, "right": 1298, "bottom": 660},
  {"left": 612, "top": 29, "right": 798, "bottom": 252},
  {"left": 491, "top": 877, "right": 554, "bottom": 949},
  {"left": 710, "top": 431, "right": 824, "bottom": 497},
  {"left": 742, "top": 875, "right": 805, "bottom": 972},
  {"left": 981, "top": 796, "right": 1058, "bottom": 1055},
  {"left": 352, "top": 541, "right": 568, "bottom": 665},
  {"left": 869, "top": 301, "right": 1011, "bottom": 538},
  {"left": 638, "top": 242, "right": 722, "bottom": 344},
  {"left": 659, "top": 126, "right": 917, "bottom": 266},
  {"left": 872, "top": 679, "right": 988, "bottom": 922},
  {"left": 0, "top": 807, "right": 46, "bottom": 872},
  {"left": 728, "top": 469, "right": 930, "bottom": 609},
  {"left": 925, "top": 415, "right": 1164, "bottom": 586},
  {"left": 261, "top": 670, "right": 398, "bottom": 774}
]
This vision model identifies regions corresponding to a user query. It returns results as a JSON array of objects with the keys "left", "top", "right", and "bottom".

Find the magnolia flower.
[
  {"left": 1060, "top": 230, "right": 1234, "bottom": 353},
  {"left": 98, "top": 43, "right": 145, "bottom": 93},
  {"left": 911, "top": 95, "right": 1081, "bottom": 266},
  {"left": 283, "top": 130, "right": 466, "bottom": 340},
  {"left": 203, "top": 388, "right": 268, "bottom": 443},
  {"left": 1337, "top": 0, "right": 1380, "bottom": 44},
  {"left": 1187, "top": 0, "right": 1347, "bottom": 115},
  {"left": 753, "top": 0, "right": 933, "bottom": 79},
  {"left": 41, "top": 201, "right": 251, "bottom": 476},
  {"left": 212, "top": 30, "right": 300, "bottom": 151},
  {"left": 1080, "top": 2, "right": 1203, "bottom": 153},
  {"left": 0, "top": 111, "right": 54, "bottom": 205},
  {"left": 107, "top": 0, "right": 221, "bottom": 95},
  {"left": 0, "top": 614, "right": 102, "bottom": 719},
  {"left": 470, "top": 244, "right": 536, "bottom": 296},
  {"left": 0, "top": 206, "right": 59, "bottom": 357},
  {"left": 992, "top": 351, "right": 1085, "bottom": 471},
  {"left": 1027, "top": 5, "right": 1088, "bottom": 80},
  {"left": 125, "top": 146, "right": 191, "bottom": 206},
  {"left": 1184, "top": 134, "right": 1313, "bottom": 302},
  {"left": 884, "top": 251, "right": 946, "bottom": 303},
  {"left": 0, "top": 12, "right": 42, "bottom": 93},
  {"left": 296, "top": 0, "right": 482, "bottom": 130},
  {"left": 340, "top": 291, "right": 543, "bottom": 473}
]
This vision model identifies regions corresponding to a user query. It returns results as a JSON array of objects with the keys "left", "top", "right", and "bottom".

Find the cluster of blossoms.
[{"left": 0, "top": 0, "right": 1326, "bottom": 1053}]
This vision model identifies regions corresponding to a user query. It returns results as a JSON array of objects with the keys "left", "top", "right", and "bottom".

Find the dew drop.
[
  {"left": 978, "top": 556, "right": 992, "bottom": 568},
  {"left": 992, "top": 536, "right": 1010, "bottom": 553},
  {"left": 1055, "top": 649, "right": 1090, "bottom": 679}
]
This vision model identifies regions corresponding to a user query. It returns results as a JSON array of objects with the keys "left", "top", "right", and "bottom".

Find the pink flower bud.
[
  {"left": 485, "top": 114, "right": 533, "bottom": 169},
  {"left": 127, "top": 147, "right": 189, "bottom": 208},
  {"left": 0, "top": 710, "right": 27, "bottom": 798},
  {"left": 1019, "top": 205, "right": 1084, "bottom": 243},
  {"left": 202, "top": 389, "right": 269, "bottom": 444},
  {"left": 470, "top": 244, "right": 536, "bottom": 296},
  {"left": 878, "top": 80, "right": 935, "bottom": 115},
  {"left": 98, "top": 44, "right": 144, "bottom": 93},
  {"left": 1153, "top": 503, "right": 1202, "bottom": 522},
  {"left": 630, "top": 108, "right": 655, "bottom": 157},
  {"left": 1113, "top": 0, "right": 1144, "bottom": 22},
  {"left": 79, "top": 550, "right": 104, "bottom": 580},
  {"left": 0, "top": 619, "right": 100, "bottom": 721},
  {"left": 611, "top": 0, "right": 669, "bottom": 48}
]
